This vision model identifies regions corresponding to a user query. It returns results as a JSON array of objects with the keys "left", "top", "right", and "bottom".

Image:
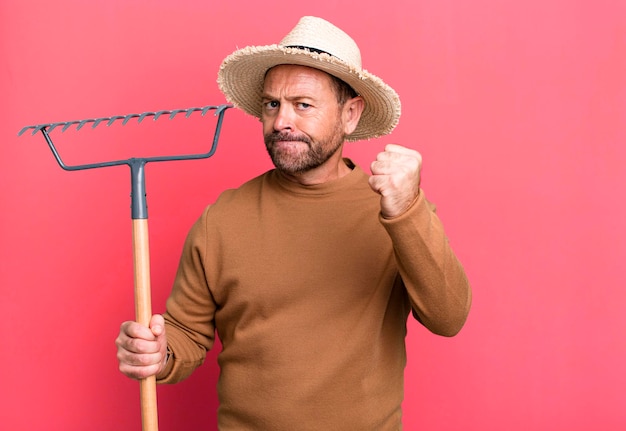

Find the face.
[{"left": 261, "top": 65, "right": 358, "bottom": 176}]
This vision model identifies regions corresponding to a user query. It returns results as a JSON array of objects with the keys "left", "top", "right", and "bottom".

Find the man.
[{"left": 116, "top": 16, "right": 471, "bottom": 430}]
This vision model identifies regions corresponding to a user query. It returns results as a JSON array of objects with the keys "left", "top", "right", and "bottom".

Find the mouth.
[
  {"left": 266, "top": 134, "right": 312, "bottom": 154},
  {"left": 266, "top": 132, "right": 311, "bottom": 146}
]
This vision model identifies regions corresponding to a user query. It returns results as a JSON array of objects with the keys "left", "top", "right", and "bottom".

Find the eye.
[
  {"left": 264, "top": 100, "right": 279, "bottom": 110},
  {"left": 297, "top": 102, "right": 311, "bottom": 109}
]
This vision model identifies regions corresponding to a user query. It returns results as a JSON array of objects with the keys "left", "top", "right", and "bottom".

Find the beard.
[{"left": 264, "top": 122, "right": 346, "bottom": 175}]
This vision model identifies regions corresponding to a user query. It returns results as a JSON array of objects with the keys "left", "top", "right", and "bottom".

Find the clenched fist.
[
  {"left": 369, "top": 144, "right": 422, "bottom": 218},
  {"left": 116, "top": 314, "right": 168, "bottom": 380}
]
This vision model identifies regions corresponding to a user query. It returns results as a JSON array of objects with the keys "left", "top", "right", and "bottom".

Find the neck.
[{"left": 280, "top": 154, "right": 353, "bottom": 186}]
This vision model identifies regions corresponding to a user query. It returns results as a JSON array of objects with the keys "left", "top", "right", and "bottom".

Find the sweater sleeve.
[
  {"left": 379, "top": 190, "right": 472, "bottom": 336},
  {"left": 157, "top": 206, "right": 217, "bottom": 384}
]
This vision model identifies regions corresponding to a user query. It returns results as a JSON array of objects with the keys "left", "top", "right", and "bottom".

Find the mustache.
[{"left": 264, "top": 132, "right": 312, "bottom": 147}]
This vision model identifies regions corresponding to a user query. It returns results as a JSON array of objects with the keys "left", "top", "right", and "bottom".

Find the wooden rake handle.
[{"left": 132, "top": 218, "right": 159, "bottom": 431}]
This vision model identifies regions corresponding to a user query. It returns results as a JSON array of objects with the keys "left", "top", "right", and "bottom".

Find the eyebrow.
[{"left": 261, "top": 93, "right": 316, "bottom": 102}]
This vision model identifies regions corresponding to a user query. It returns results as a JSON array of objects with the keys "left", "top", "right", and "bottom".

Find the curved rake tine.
[
  {"left": 92, "top": 118, "right": 108, "bottom": 128},
  {"left": 46, "top": 123, "right": 63, "bottom": 134},
  {"left": 152, "top": 110, "right": 169, "bottom": 121},
  {"left": 169, "top": 109, "right": 187, "bottom": 120},
  {"left": 137, "top": 112, "right": 154, "bottom": 123},
  {"left": 107, "top": 116, "right": 126, "bottom": 126},
  {"left": 62, "top": 121, "right": 80, "bottom": 132},
  {"left": 76, "top": 119, "right": 94, "bottom": 130},
  {"left": 17, "top": 126, "right": 31, "bottom": 136},
  {"left": 34, "top": 125, "right": 49, "bottom": 135},
  {"left": 121, "top": 114, "right": 140, "bottom": 125}
]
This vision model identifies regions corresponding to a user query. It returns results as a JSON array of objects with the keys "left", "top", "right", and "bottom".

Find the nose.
[{"left": 272, "top": 104, "right": 295, "bottom": 132}]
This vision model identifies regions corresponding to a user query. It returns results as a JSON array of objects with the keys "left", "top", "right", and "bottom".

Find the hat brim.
[{"left": 217, "top": 45, "right": 401, "bottom": 142}]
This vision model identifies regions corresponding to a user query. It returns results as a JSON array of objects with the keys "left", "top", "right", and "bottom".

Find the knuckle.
[
  {"left": 134, "top": 354, "right": 152, "bottom": 367},
  {"left": 116, "top": 346, "right": 127, "bottom": 361},
  {"left": 128, "top": 337, "right": 147, "bottom": 353}
]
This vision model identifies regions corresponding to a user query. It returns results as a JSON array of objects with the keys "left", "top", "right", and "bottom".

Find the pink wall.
[{"left": 2, "top": 0, "right": 625, "bottom": 429}]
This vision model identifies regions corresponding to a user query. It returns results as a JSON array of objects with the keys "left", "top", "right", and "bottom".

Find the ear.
[{"left": 342, "top": 96, "right": 365, "bottom": 135}]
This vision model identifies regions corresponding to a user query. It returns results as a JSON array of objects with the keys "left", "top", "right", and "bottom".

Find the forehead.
[{"left": 263, "top": 64, "right": 334, "bottom": 93}]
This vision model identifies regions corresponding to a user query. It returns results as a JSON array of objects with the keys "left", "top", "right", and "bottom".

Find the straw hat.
[{"left": 217, "top": 16, "right": 401, "bottom": 141}]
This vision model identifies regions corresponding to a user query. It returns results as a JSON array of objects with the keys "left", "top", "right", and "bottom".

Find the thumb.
[{"left": 149, "top": 314, "right": 165, "bottom": 337}]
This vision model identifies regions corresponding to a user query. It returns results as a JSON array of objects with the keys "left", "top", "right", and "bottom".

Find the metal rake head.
[
  {"left": 18, "top": 103, "right": 233, "bottom": 220},
  {"left": 18, "top": 105, "right": 230, "bottom": 136}
]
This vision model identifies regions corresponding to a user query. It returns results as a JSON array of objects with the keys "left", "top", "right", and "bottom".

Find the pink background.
[{"left": 2, "top": 0, "right": 625, "bottom": 429}]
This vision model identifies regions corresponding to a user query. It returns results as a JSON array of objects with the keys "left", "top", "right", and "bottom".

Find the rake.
[{"left": 19, "top": 103, "right": 232, "bottom": 431}]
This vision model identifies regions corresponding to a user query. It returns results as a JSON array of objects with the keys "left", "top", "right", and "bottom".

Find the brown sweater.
[{"left": 158, "top": 162, "right": 471, "bottom": 430}]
